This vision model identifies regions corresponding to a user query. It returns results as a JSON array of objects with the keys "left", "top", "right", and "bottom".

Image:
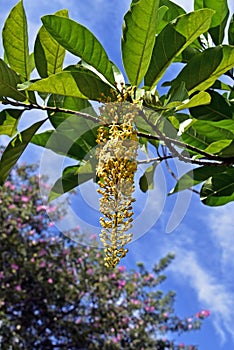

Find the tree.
[
  {"left": 0, "top": 1, "right": 234, "bottom": 268},
  {"left": 0, "top": 163, "right": 210, "bottom": 349}
]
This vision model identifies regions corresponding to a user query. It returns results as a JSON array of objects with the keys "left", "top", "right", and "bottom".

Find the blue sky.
[{"left": 1, "top": 0, "right": 234, "bottom": 349}]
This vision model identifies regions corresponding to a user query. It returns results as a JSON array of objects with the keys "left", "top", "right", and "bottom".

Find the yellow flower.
[{"left": 96, "top": 102, "right": 138, "bottom": 268}]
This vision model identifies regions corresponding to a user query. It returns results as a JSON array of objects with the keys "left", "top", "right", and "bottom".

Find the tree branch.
[
  {"left": 138, "top": 110, "right": 234, "bottom": 167},
  {"left": 2, "top": 98, "right": 234, "bottom": 167},
  {"left": 2, "top": 98, "right": 100, "bottom": 123}
]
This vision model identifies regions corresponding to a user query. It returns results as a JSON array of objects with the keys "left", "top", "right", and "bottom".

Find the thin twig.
[
  {"left": 2, "top": 98, "right": 100, "bottom": 123},
  {"left": 138, "top": 110, "right": 234, "bottom": 167},
  {"left": 161, "top": 146, "right": 200, "bottom": 195},
  {"left": 137, "top": 155, "right": 173, "bottom": 164}
]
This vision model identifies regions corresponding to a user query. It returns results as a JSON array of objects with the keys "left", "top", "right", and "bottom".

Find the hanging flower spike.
[{"left": 96, "top": 103, "right": 139, "bottom": 268}]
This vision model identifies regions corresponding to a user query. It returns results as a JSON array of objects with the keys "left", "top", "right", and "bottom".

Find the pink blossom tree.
[{"left": 0, "top": 163, "right": 209, "bottom": 349}]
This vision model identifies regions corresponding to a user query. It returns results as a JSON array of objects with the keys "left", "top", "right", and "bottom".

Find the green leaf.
[
  {"left": 0, "top": 109, "right": 24, "bottom": 136},
  {"left": 31, "top": 125, "right": 98, "bottom": 162},
  {"left": 228, "top": 14, "right": 234, "bottom": 45},
  {"left": 26, "top": 66, "right": 114, "bottom": 101},
  {"left": 34, "top": 10, "right": 68, "bottom": 78},
  {"left": 200, "top": 168, "right": 234, "bottom": 206},
  {"left": 121, "top": 0, "right": 159, "bottom": 86},
  {"left": 0, "top": 59, "right": 26, "bottom": 101},
  {"left": 47, "top": 94, "right": 96, "bottom": 130},
  {"left": 181, "top": 127, "right": 210, "bottom": 153},
  {"left": 204, "top": 139, "right": 232, "bottom": 154},
  {"left": 158, "top": 0, "right": 185, "bottom": 33},
  {"left": 171, "top": 46, "right": 234, "bottom": 95},
  {"left": 2, "top": 0, "right": 29, "bottom": 80},
  {"left": 41, "top": 15, "right": 115, "bottom": 85},
  {"left": 171, "top": 165, "right": 229, "bottom": 194},
  {"left": 176, "top": 91, "right": 211, "bottom": 111},
  {"left": 192, "top": 119, "right": 234, "bottom": 141},
  {"left": 218, "top": 140, "right": 234, "bottom": 157},
  {"left": 145, "top": 9, "right": 215, "bottom": 89},
  {"left": 0, "top": 119, "right": 46, "bottom": 184},
  {"left": 49, "top": 161, "right": 95, "bottom": 201},
  {"left": 190, "top": 90, "right": 233, "bottom": 121},
  {"left": 139, "top": 162, "right": 157, "bottom": 192},
  {"left": 195, "top": 0, "right": 229, "bottom": 45}
]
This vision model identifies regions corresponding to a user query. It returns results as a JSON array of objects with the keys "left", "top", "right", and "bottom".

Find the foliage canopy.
[{"left": 0, "top": 0, "right": 234, "bottom": 208}]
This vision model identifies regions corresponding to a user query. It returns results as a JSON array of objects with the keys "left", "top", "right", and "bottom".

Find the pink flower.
[
  {"left": 196, "top": 310, "right": 210, "bottom": 319},
  {"left": 112, "top": 334, "right": 121, "bottom": 343},
  {"left": 47, "top": 206, "right": 56, "bottom": 213},
  {"left": 90, "top": 234, "right": 97, "bottom": 240},
  {"left": 48, "top": 221, "right": 54, "bottom": 227},
  {"left": 0, "top": 271, "right": 4, "bottom": 279},
  {"left": 21, "top": 195, "right": 30, "bottom": 202},
  {"left": 117, "top": 280, "right": 126, "bottom": 289},
  {"left": 179, "top": 343, "right": 185, "bottom": 348},
  {"left": 15, "top": 285, "right": 22, "bottom": 291},
  {"left": 11, "top": 263, "right": 19, "bottom": 270},
  {"left": 145, "top": 305, "right": 155, "bottom": 312},
  {"left": 8, "top": 204, "right": 16, "bottom": 210},
  {"left": 77, "top": 257, "right": 83, "bottom": 264},
  {"left": 131, "top": 299, "right": 140, "bottom": 305},
  {"left": 36, "top": 205, "right": 47, "bottom": 212},
  {"left": 117, "top": 266, "right": 126, "bottom": 272},
  {"left": 39, "top": 249, "right": 47, "bottom": 257},
  {"left": 47, "top": 278, "right": 53, "bottom": 284},
  {"left": 109, "top": 273, "right": 117, "bottom": 279},
  {"left": 144, "top": 273, "right": 154, "bottom": 282},
  {"left": 39, "top": 261, "right": 46, "bottom": 268},
  {"left": 87, "top": 268, "right": 93, "bottom": 275}
]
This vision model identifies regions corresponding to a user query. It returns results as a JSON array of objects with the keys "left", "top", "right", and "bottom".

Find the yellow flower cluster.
[{"left": 96, "top": 103, "right": 138, "bottom": 268}]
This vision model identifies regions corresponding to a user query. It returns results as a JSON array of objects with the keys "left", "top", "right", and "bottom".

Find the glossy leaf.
[
  {"left": 0, "top": 59, "right": 26, "bottom": 101},
  {"left": 176, "top": 91, "right": 211, "bottom": 111},
  {"left": 190, "top": 90, "right": 233, "bottom": 121},
  {"left": 228, "top": 14, "right": 234, "bottom": 45},
  {"left": 139, "top": 162, "right": 157, "bottom": 192},
  {"left": 204, "top": 139, "right": 232, "bottom": 154},
  {"left": 34, "top": 9, "right": 68, "bottom": 78},
  {"left": 158, "top": 0, "right": 185, "bottom": 33},
  {"left": 47, "top": 94, "right": 96, "bottom": 133},
  {"left": 200, "top": 168, "right": 234, "bottom": 206},
  {"left": 145, "top": 9, "right": 214, "bottom": 89},
  {"left": 121, "top": 0, "right": 159, "bottom": 86},
  {"left": 32, "top": 123, "right": 98, "bottom": 161},
  {"left": 2, "top": 0, "right": 29, "bottom": 80},
  {"left": 0, "top": 109, "right": 24, "bottom": 136},
  {"left": 171, "top": 46, "right": 234, "bottom": 95},
  {"left": 41, "top": 15, "right": 115, "bottom": 85},
  {"left": 26, "top": 66, "right": 114, "bottom": 101},
  {"left": 192, "top": 119, "right": 234, "bottom": 141},
  {"left": 195, "top": 0, "right": 229, "bottom": 45},
  {"left": 171, "top": 165, "right": 229, "bottom": 194},
  {"left": 49, "top": 161, "right": 95, "bottom": 201},
  {"left": 181, "top": 127, "right": 210, "bottom": 153},
  {"left": 0, "top": 120, "right": 46, "bottom": 184}
]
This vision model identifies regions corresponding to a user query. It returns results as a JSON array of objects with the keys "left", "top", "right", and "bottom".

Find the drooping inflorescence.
[{"left": 96, "top": 102, "right": 138, "bottom": 268}]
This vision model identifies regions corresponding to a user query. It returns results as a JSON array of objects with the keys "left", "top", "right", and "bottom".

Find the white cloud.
[
  {"left": 208, "top": 204, "right": 234, "bottom": 271},
  {"left": 170, "top": 250, "right": 234, "bottom": 344}
]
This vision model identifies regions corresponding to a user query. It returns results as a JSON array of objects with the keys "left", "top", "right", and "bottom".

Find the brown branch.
[
  {"left": 161, "top": 146, "right": 200, "bottom": 195},
  {"left": 137, "top": 155, "right": 173, "bottom": 164},
  {"left": 2, "top": 98, "right": 100, "bottom": 124},
  {"left": 2, "top": 98, "right": 234, "bottom": 167},
  {"left": 138, "top": 110, "right": 234, "bottom": 167}
]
